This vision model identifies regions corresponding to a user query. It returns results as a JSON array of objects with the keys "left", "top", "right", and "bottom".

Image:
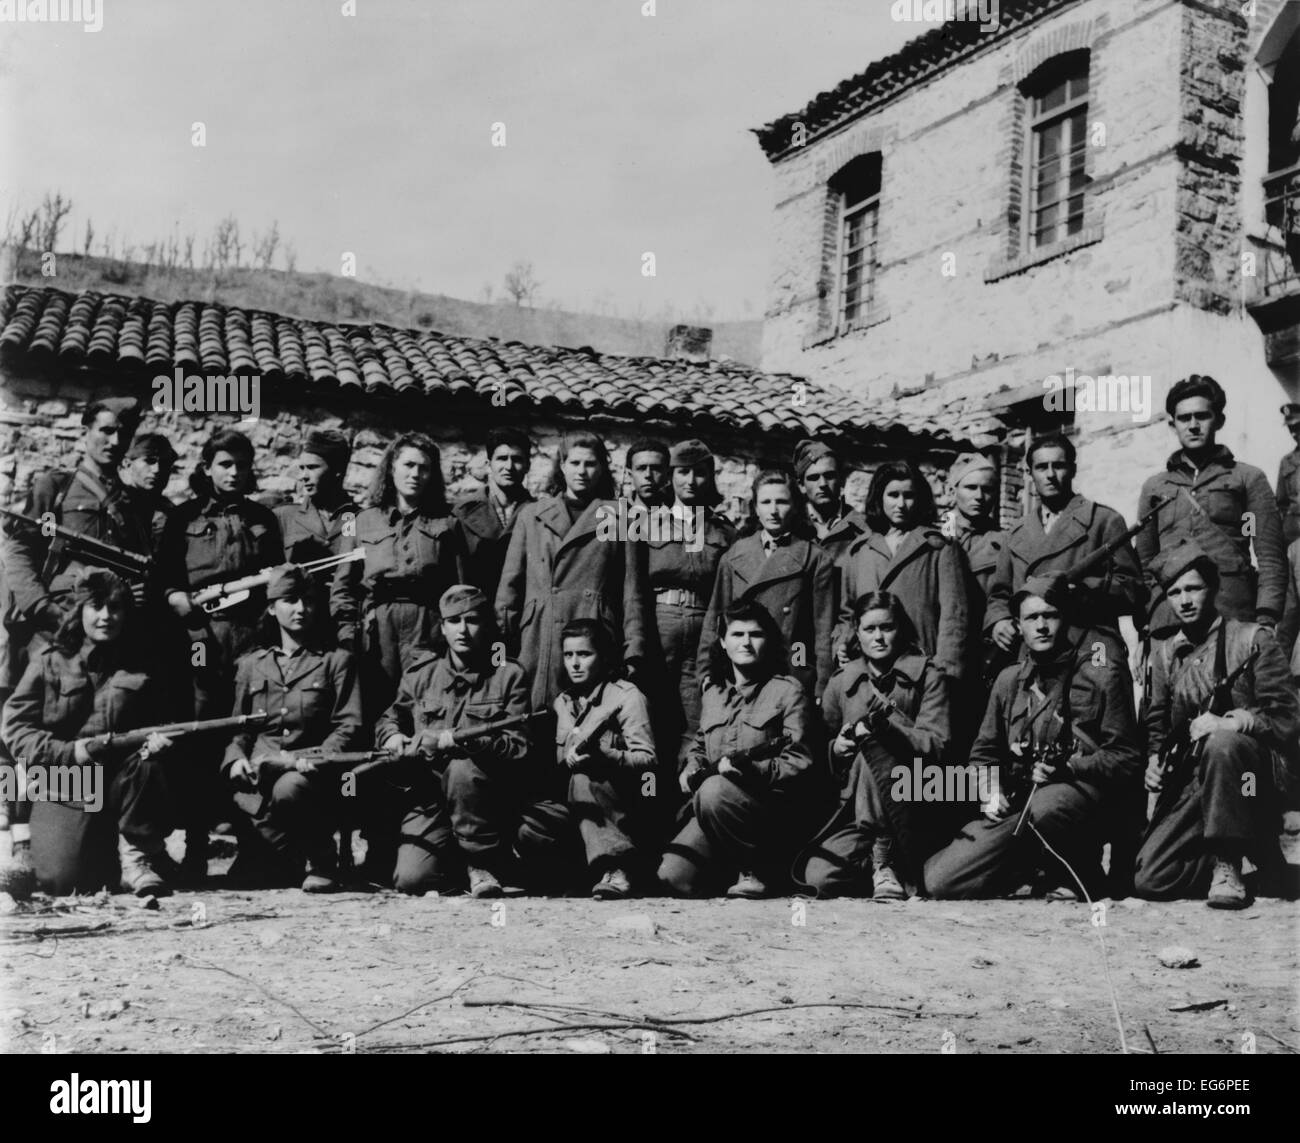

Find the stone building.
[
  {"left": 0, "top": 283, "right": 987, "bottom": 523},
  {"left": 755, "top": 0, "right": 1300, "bottom": 525}
]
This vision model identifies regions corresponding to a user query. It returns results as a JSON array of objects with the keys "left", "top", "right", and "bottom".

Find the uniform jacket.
[
  {"left": 1276, "top": 449, "right": 1300, "bottom": 545},
  {"left": 1279, "top": 538, "right": 1300, "bottom": 676},
  {"left": 1136, "top": 448, "right": 1285, "bottom": 633},
  {"left": 972, "top": 645, "right": 1141, "bottom": 791},
  {"left": 374, "top": 652, "right": 530, "bottom": 765},
  {"left": 810, "top": 505, "right": 870, "bottom": 566},
  {"left": 1146, "top": 617, "right": 1298, "bottom": 759},
  {"left": 681, "top": 673, "right": 816, "bottom": 795},
  {"left": 223, "top": 643, "right": 362, "bottom": 775},
  {"left": 834, "top": 525, "right": 971, "bottom": 681},
  {"left": 3, "top": 465, "right": 153, "bottom": 622},
  {"left": 553, "top": 677, "right": 656, "bottom": 771},
  {"left": 495, "top": 495, "right": 648, "bottom": 710},
  {"left": 160, "top": 495, "right": 283, "bottom": 599},
  {"left": 453, "top": 492, "right": 534, "bottom": 607},
  {"left": 1, "top": 643, "right": 160, "bottom": 773},
  {"left": 821, "top": 651, "right": 951, "bottom": 767},
  {"left": 275, "top": 497, "right": 359, "bottom": 566},
  {"left": 645, "top": 508, "right": 735, "bottom": 599},
  {"left": 330, "top": 506, "right": 463, "bottom": 648},
  {"left": 946, "top": 515, "right": 1005, "bottom": 600},
  {"left": 696, "top": 532, "right": 836, "bottom": 701},
  {"left": 985, "top": 494, "right": 1143, "bottom": 633}
]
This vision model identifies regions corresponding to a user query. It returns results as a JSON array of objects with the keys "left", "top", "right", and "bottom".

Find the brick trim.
[
  {"left": 1010, "top": 18, "right": 1099, "bottom": 83},
  {"left": 984, "top": 222, "right": 1105, "bottom": 282}
]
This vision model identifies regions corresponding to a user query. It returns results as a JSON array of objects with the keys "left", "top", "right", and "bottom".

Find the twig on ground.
[
  {"left": 349, "top": 973, "right": 484, "bottom": 1040},
  {"left": 183, "top": 955, "right": 330, "bottom": 1038},
  {"left": 1143, "top": 1025, "right": 1160, "bottom": 1055},
  {"left": 1259, "top": 1030, "right": 1300, "bottom": 1053}
]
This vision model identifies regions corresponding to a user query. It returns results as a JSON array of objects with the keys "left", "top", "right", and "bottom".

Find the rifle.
[
  {"left": 685, "top": 733, "right": 793, "bottom": 792},
  {"left": 190, "top": 548, "right": 364, "bottom": 614},
  {"left": 352, "top": 709, "right": 550, "bottom": 779},
  {"left": 250, "top": 748, "right": 391, "bottom": 782},
  {"left": 983, "top": 493, "right": 1175, "bottom": 687},
  {"left": 562, "top": 708, "right": 623, "bottom": 772},
  {"left": 0, "top": 506, "right": 152, "bottom": 581},
  {"left": 1148, "top": 643, "right": 1259, "bottom": 822},
  {"left": 87, "top": 712, "right": 269, "bottom": 756}
]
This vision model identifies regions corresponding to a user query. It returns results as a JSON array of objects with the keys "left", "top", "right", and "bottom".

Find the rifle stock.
[
  {"left": 353, "top": 710, "right": 548, "bottom": 779},
  {"left": 685, "top": 733, "right": 793, "bottom": 792},
  {"left": 191, "top": 549, "right": 364, "bottom": 614},
  {"left": 90, "top": 711, "right": 269, "bottom": 753},
  {"left": 0, "top": 506, "right": 152, "bottom": 581}
]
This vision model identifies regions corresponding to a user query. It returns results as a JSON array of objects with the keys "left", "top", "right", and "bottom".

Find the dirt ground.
[{"left": 3, "top": 831, "right": 1298, "bottom": 1056}]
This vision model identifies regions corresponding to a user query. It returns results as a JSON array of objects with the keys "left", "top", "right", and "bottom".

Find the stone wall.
[
  {"left": 0, "top": 366, "right": 964, "bottom": 527},
  {"left": 761, "top": 0, "right": 1296, "bottom": 523}
]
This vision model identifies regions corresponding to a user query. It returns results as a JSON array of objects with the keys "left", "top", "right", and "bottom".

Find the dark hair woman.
[
  {"left": 160, "top": 428, "right": 283, "bottom": 882},
  {"left": 796, "top": 591, "right": 952, "bottom": 901},
  {"left": 697, "top": 469, "right": 835, "bottom": 702},
  {"left": 1, "top": 569, "right": 175, "bottom": 897},
  {"left": 554, "top": 618, "right": 657, "bottom": 899},
  {"left": 496, "top": 431, "right": 648, "bottom": 710},
  {"left": 835, "top": 460, "right": 971, "bottom": 688},
  {"left": 659, "top": 600, "right": 819, "bottom": 900}
]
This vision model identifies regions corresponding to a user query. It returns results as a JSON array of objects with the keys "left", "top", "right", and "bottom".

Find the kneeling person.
[
  {"left": 224, "top": 566, "right": 362, "bottom": 892},
  {"left": 555, "top": 620, "right": 657, "bottom": 899},
  {"left": 924, "top": 575, "right": 1141, "bottom": 899},
  {"left": 378, "top": 585, "right": 545, "bottom": 897},
  {"left": 1136, "top": 542, "right": 1298, "bottom": 908},
  {"left": 659, "top": 601, "right": 819, "bottom": 898}
]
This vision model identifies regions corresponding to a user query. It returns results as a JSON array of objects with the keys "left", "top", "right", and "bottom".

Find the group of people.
[{"left": 1, "top": 373, "right": 1297, "bottom": 910}]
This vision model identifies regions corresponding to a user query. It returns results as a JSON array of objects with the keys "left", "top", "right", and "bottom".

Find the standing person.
[
  {"left": 1136, "top": 542, "right": 1298, "bottom": 908},
  {"left": 985, "top": 434, "right": 1143, "bottom": 668},
  {"left": 161, "top": 428, "right": 284, "bottom": 880},
  {"left": 626, "top": 439, "right": 670, "bottom": 508},
  {"left": 794, "top": 440, "right": 869, "bottom": 564},
  {"left": 924, "top": 576, "right": 1142, "bottom": 900},
  {"left": 118, "top": 431, "right": 179, "bottom": 558},
  {"left": 555, "top": 619, "right": 657, "bottom": 899},
  {"left": 495, "top": 432, "right": 648, "bottom": 711},
  {"left": 1275, "top": 404, "right": 1300, "bottom": 546},
  {"left": 0, "top": 569, "right": 176, "bottom": 897},
  {"left": 330, "top": 432, "right": 462, "bottom": 718},
  {"left": 1, "top": 398, "right": 147, "bottom": 847},
  {"left": 796, "top": 592, "right": 951, "bottom": 900},
  {"left": 697, "top": 469, "right": 835, "bottom": 702},
  {"left": 453, "top": 429, "right": 535, "bottom": 606},
  {"left": 376, "top": 586, "right": 563, "bottom": 897},
  {"left": 223, "top": 566, "right": 362, "bottom": 893},
  {"left": 659, "top": 601, "right": 819, "bottom": 898},
  {"left": 1136, "top": 376, "right": 1286, "bottom": 640},
  {"left": 643, "top": 440, "right": 736, "bottom": 770},
  {"left": 275, "top": 429, "right": 358, "bottom": 569},
  {"left": 834, "top": 460, "right": 971, "bottom": 686}
]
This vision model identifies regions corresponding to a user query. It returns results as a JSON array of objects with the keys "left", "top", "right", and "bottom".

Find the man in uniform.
[
  {"left": 925, "top": 574, "right": 1142, "bottom": 899},
  {"left": 375, "top": 585, "right": 569, "bottom": 897},
  {"left": 1135, "top": 375, "right": 1285, "bottom": 640},
  {"left": 119, "top": 432, "right": 178, "bottom": 554},
  {"left": 1136, "top": 541, "right": 1297, "bottom": 908},
  {"left": 274, "top": 429, "right": 358, "bottom": 569},
  {"left": 985, "top": 433, "right": 1143, "bottom": 669},
  {"left": 1274, "top": 404, "right": 1300, "bottom": 546},
  {"left": 794, "top": 439, "right": 869, "bottom": 564},
  {"left": 626, "top": 439, "right": 670, "bottom": 509},
  {"left": 452, "top": 429, "right": 534, "bottom": 606}
]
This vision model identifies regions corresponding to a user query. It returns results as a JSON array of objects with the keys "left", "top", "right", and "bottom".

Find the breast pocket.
[
  {"left": 293, "top": 681, "right": 330, "bottom": 725},
  {"left": 244, "top": 679, "right": 272, "bottom": 717},
  {"left": 48, "top": 676, "right": 92, "bottom": 727},
  {"left": 740, "top": 709, "right": 783, "bottom": 753},
  {"left": 363, "top": 527, "right": 400, "bottom": 578},
  {"left": 417, "top": 701, "right": 449, "bottom": 734},
  {"left": 464, "top": 700, "right": 503, "bottom": 727},
  {"left": 698, "top": 713, "right": 731, "bottom": 762}
]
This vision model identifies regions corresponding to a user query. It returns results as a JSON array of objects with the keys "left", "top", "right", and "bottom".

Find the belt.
[
  {"left": 369, "top": 581, "right": 424, "bottom": 605},
  {"left": 654, "top": 587, "right": 707, "bottom": 608}
]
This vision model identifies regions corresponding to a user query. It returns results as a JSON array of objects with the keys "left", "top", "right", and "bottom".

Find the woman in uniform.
[
  {"left": 659, "top": 600, "right": 819, "bottom": 899},
  {"left": 796, "top": 591, "right": 951, "bottom": 900},
  {"left": 163, "top": 428, "right": 283, "bottom": 881}
]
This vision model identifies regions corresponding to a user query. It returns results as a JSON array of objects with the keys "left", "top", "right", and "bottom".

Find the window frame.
[
  {"left": 1023, "top": 54, "right": 1090, "bottom": 253},
  {"left": 831, "top": 154, "right": 883, "bottom": 335}
]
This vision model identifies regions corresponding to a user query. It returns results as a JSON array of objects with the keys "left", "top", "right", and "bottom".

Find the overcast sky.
[{"left": 1, "top": 0, "right": 919, "bottom": 319}]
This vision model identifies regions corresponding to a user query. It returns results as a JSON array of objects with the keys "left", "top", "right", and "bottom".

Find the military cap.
[
  {"left": 669, "top": 439, "right": 713, "bottom": 468},
  {"left": 73, "top": 566, "right": 130, "bottom": 606},
  {"left": 266, "top": 564, "right": 312, "bottom": 600},
  {"left": 792, "top": 439, "right": 836, "bottom": 480},
  {"left": 1148, "top": 539, "right": 1217, "bottom": 589},
  {"left": 1011, "top": 573, "right": 1069, "bottom": 615},
  {"left": 947, "top": 452, "right": 996, "bottom": 488},
  {"left": 439, "top": 584, "right": 489, "bottom": 619},
  {"left": 125, "top": 432, "right": 178, "bottom": 464}
]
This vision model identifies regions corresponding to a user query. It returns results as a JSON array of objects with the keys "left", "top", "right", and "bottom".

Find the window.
[
  {"left": 1025, "top": 54, "right": 1089, "bottom": 250},
  {"left": 832, "top": 155, "right": 882, "bottom": 331}
]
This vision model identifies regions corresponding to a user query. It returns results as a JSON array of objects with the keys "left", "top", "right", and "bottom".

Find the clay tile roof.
[
  {"left": 0, "top": 284, "right": 989, "bottom": 450},
  {"left": 753, "top": 0, "right": 1067, "bottom": 161}
]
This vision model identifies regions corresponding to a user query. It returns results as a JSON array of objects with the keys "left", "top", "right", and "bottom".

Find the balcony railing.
[{"left": 1261, "top": 161, "right": 1300, "bottom": 300}]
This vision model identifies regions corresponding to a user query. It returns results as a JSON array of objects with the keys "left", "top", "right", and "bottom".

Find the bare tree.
[
  {"left": 183, "top": 233, "right": 196, "bottom": 270},
  {"left": 253, "top": 220, "right": 281, "bottom": 270},
  {"left": 503, "top": 260, "right": 539, "bottom": 307},
  {"left": 16, "top": 209, "right": 39, "bottom": 254},
  {"left": 37, "top": 192, "right": 73, "bottom": 252},
  {"left": 83, "top": 218, "right": 94, "bottom": 256},
  {"left": 211, "top": 215, "right": 239, "bottom": 271},
  {"left": 282, "top": 241, "right": 298, "bottom": 274}
]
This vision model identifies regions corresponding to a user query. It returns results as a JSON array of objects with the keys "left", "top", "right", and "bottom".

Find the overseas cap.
[
  {"left": 1149, "top": 539, "right": 1217, "bottom": 588},
  {"left": 947, "top": 452, "right": 996, "bottom": 488},
  {"left": 1011, "top": 573, "right": 1069, "bottom": 615},
  {"left": 439, "top": 584, "right": 489, "bottom": 620},
  {"left": 266, "top": 564, "right": 311, "bottom": 600},
  {"left": 302, "top": 429, "right": 351, "bottom": 475},
  {"left": 669, "top": 439, "right": 713, "bottom": 468},
  {"left": 792, "top": 439, "right": 836, "bottom": 480}
]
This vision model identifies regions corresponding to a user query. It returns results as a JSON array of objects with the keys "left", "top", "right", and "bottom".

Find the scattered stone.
[
  {"left": 82, "top": 998, "right": 128, "bottom": 1020},
  {"left": 971, "top": 955, "right": 995, "bottom": 968},
  {"left": 1158, "top": 946, "right": 1200, "bottom": 969},
  {"left": 268, "top": 1024, "right": 282, "bottom": 1041}
]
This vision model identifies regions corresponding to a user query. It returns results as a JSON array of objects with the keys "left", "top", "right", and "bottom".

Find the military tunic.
[
  {"left": 275, "top": 496, "right": 359, "bottom": 567},
  {"left": 453, "top": 492, "right": 534, "bottom": 608}
]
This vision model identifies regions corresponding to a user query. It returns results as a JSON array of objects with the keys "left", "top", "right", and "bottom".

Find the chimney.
[{"left": 665, "top": 324, "right": 712, "bottom": 363}]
